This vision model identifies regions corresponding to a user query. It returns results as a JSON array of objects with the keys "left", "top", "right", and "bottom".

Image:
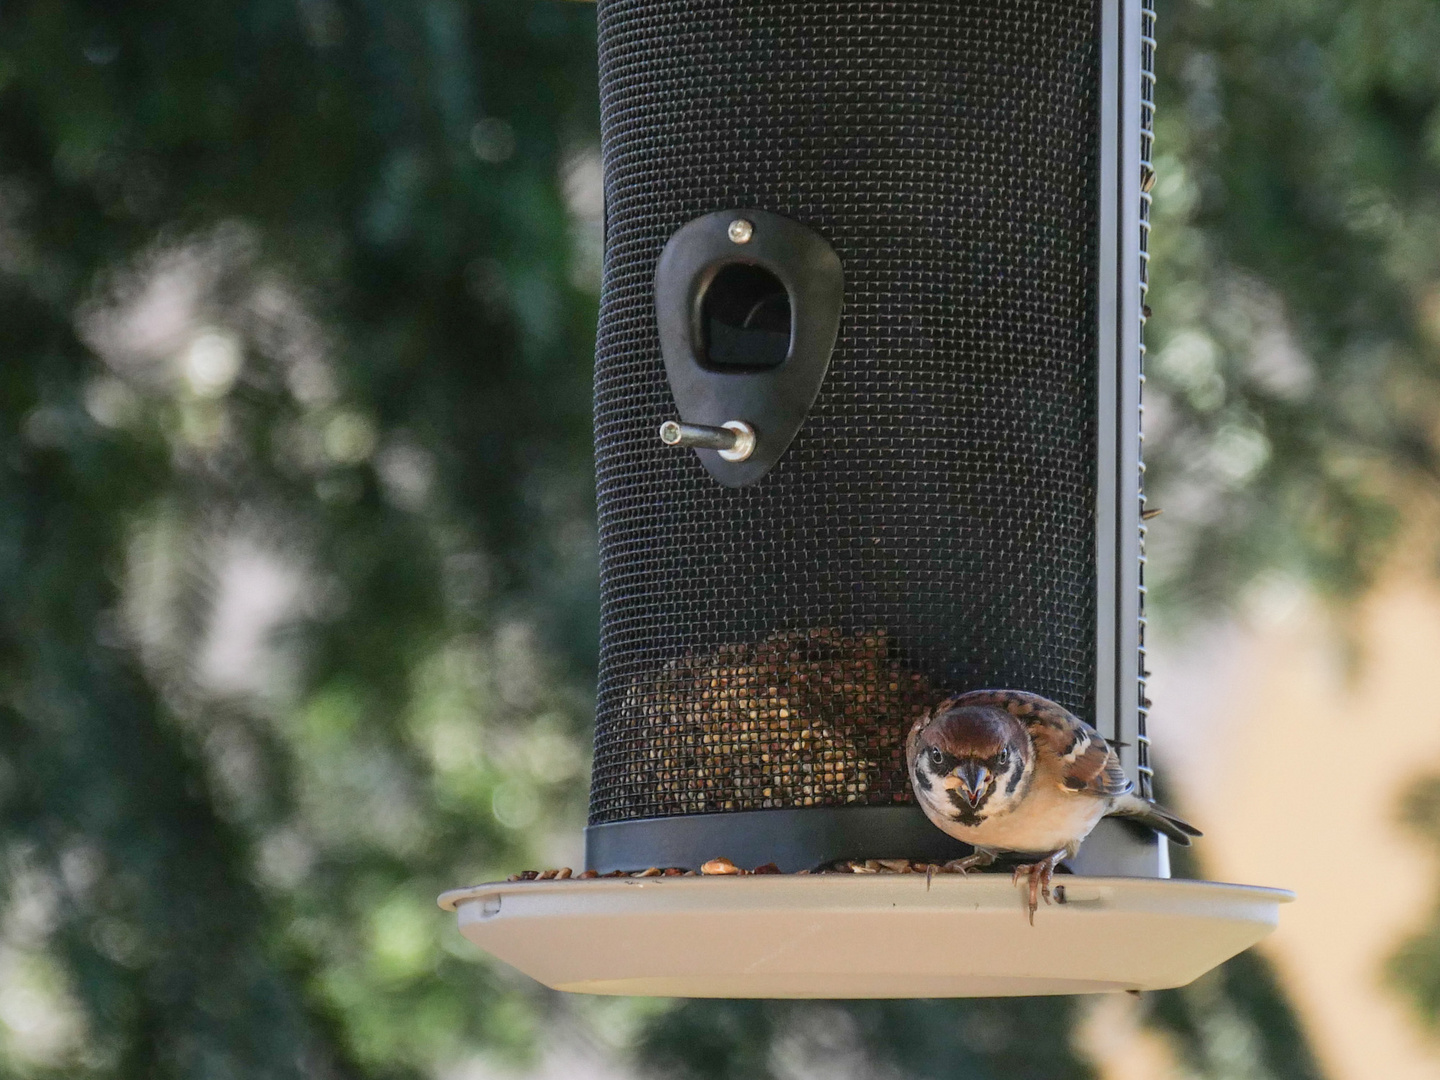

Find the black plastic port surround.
[{"left": 654, "top": 209, "right": 843, "bottom": 487}]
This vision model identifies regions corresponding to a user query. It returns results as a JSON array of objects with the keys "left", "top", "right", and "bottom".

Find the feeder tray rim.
[
  {"left": 439, "top": 873, "right": 1293, "bottom": 999},
  {"left": 438, "top": 873, "right": 1293, "bottom": 912}
]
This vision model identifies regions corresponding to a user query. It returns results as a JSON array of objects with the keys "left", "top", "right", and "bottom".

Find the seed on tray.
[{"left": 506, "top": 858, "right": 971, "bottom": 880}]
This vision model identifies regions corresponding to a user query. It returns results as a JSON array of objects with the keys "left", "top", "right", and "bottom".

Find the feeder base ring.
[
  {"left": 585, "top": 809, "right": 1169, "bottom": 879},
  {"left": 439, "top": 874, "right": 1292, "bottom": 998}
]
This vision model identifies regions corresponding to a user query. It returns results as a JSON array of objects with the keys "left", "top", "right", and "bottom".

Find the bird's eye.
[
  {"left": 996, "top": 749, "right": 1010, "bottom": 767},
  {"left": 928, "top": 747, "right": 945, "bottom": 767}
]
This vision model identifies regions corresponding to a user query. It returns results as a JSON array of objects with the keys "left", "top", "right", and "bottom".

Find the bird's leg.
[{"left": 1011, "top": 850, "right": 1066, "bottom": 925}]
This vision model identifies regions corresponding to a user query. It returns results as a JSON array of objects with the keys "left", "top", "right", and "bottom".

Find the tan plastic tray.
[{"left": 439, "top": 873, "right": 1292, "bottom": 998}]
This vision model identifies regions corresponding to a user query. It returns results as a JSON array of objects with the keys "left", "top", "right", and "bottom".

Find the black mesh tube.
[{"left": 589, "top": 0, "right": 1101, "bottom": 869}]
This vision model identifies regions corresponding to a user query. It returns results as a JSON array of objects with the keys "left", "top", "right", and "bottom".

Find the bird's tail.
[{"left": 1110, "top": 794, "right": 1203, "bottom": 846}]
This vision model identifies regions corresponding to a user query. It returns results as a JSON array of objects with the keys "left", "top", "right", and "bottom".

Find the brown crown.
[{"left": 923, "top": 704, "right": 1027, "bottom": 760}]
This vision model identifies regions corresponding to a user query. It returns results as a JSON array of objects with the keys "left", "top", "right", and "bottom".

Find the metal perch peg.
[{"left": 658, "top": 420, "right": 756, "bottom": 462}]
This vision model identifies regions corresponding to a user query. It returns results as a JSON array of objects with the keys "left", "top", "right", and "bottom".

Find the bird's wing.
[
  {"left": 945, "top": 689, "right": 1133, "bottom": 800},
  {"left": 904, "top": 706, "right": 934, "bottom": 774}
]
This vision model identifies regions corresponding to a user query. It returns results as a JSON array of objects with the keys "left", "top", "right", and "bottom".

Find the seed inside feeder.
[{"left": 619, "top": 627, "right": 934, "bottom": 817}]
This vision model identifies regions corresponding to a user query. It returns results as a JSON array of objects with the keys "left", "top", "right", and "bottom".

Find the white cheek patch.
[
  {"left": 911, "top": 765, "right": 946, "bottom": 798},
  {"left": 917, "top": 785, "right": 960, "bottom": 821},
  {"left": 992, "top": 758, "right": 1034, "bottom": 806}
]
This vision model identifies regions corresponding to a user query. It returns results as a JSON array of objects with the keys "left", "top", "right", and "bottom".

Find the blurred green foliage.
[
  {"left": 1390, "top": 777, "right": 1440, "bottom": 1031},
  {"left": 1147, "top": 0, "right": 1440, "bottom": 611},
  {"left": 1, "top": 0, "right": 600, "bottom": 1075},
  {"left": 637, "top": 997, "right": 1096, "bottom": 1080},
  {"left": 2, "top": 0, "right": 1439, "bottom": 1077}
]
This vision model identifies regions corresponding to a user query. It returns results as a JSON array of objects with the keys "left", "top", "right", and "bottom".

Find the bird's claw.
[
  {"left": 944, "top": 851, "right": 995, "bottom": 876},
  {"left": 1011, "top": 853, "right": 1063, "bottom": 925},
  {"left": 923, "top": 853, "right": 995, "bottom": 891}
]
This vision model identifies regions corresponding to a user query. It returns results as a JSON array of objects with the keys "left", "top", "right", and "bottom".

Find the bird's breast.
[{"left": 920, "top": 781, "right": 1109, "bottom": 854}]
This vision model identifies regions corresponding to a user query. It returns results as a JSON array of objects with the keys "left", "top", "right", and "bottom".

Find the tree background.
[{"left": 0, "top": 0, "right": 1436, "bottom": 1076}]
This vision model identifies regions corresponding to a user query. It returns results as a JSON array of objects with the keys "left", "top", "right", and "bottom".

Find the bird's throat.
[{"left": 945, "top": 790, "right": 990, "bottom": 827}]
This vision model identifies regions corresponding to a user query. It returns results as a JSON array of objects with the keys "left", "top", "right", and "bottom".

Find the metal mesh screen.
[
  {"left": 591, "top": 0, "right": 1101, "bottom": 827},
  {"left": 1137, "top": 0, "right": 1157, "bottom": 800}
]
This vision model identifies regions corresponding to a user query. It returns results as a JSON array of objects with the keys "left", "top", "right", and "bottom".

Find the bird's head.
[{"left": 910, "top": 703, "right": 1032, "bottom": 818}]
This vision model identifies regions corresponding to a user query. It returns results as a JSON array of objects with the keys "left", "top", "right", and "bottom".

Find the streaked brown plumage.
[{"left": 906, "top": 689, "right": 1200, "bottom": 921}]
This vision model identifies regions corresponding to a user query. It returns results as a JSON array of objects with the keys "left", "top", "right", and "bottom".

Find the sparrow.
[{"left": 906, "top": 689, "right": 1200, "bottom": 922}]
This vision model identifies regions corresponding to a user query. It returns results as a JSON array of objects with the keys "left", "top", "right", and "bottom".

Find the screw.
[
  {"left": 657, "top": 420, "right": 756, "bottom": 462},
  {"left": 727, "top": 218, "right": 754, "bottom": 244}
]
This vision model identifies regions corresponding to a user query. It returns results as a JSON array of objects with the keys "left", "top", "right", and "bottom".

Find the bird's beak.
[{"left": 956, "top": 762, "right": 991, "bottom": 808}]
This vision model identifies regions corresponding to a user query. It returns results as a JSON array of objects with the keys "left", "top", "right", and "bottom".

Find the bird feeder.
[{"left": 442, "top": 0, "right": 1290, "bottom": 996}]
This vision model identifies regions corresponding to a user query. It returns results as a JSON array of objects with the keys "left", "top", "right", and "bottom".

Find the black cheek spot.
[
  {"left": 912, "top": 768, "right": 933, "bottom": 792},
  {"left": 1005, "top": 767, "right": 1024, "bottom": 795}
]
